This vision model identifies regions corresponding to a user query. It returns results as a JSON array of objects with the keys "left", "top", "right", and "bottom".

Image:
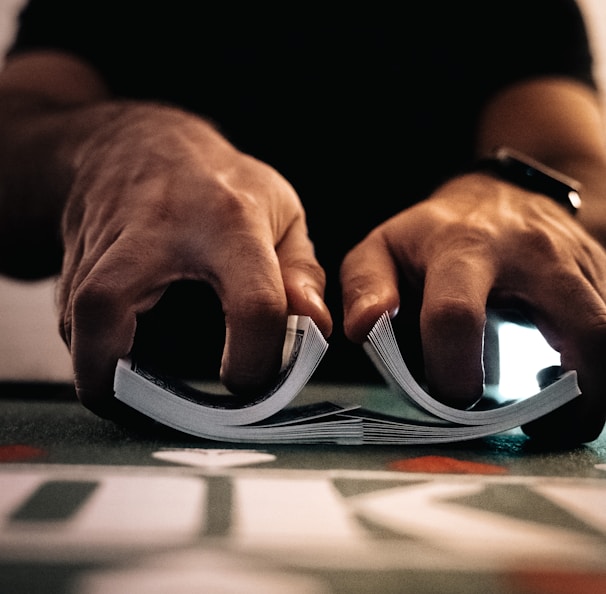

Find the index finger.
[{"left": 340, "top": 230, "right": 401, "bottom": 343}]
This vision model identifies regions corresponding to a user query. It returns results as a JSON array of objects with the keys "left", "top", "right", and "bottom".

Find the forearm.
[
  {"left": 0, "top": 93, "right": 124, "bottom": 278},
  {"left": 475, "top": 77, "right": 606, "bottom": 246},
  {"left": 0, "top": 52, "right": 108, "bottom": 278},
  {"left": 559, "top": 156, "right": 606, "bottom": 244},
  {"left": 0, "top": 95, "right": 72, "bottom": 278}
]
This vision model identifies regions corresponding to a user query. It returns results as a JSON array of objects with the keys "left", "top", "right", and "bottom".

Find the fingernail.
[{"left": 350, "top": 293, "right": 380, "bottom": 314}]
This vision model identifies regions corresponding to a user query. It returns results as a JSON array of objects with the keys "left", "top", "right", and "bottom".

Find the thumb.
[{"left": 340, "top": 235, "right": 400, "bottom": 343}]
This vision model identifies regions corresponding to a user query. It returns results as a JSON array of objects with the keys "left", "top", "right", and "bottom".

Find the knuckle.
[
  {"left": 522, "top": 222, "right": 561, "bottom": 256},
  {"left": 237, "top": 287, "right": 286, "bottom": 316},
  {"left": 71, "top": 277, "right": 120, "bottom": 326},
  {"left": 286, "top": 256, "right": 326, "bottom": 283},
  {"left": 423, "top": 297, "right": 484, "bottom": 334}
]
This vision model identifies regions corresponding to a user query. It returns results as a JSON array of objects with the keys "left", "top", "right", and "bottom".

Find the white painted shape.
[
  {"left": 0, "top": 472, "right": 43, "bottom": 520},
  {"left": 232, "top": 476, "right": 364, "bottom": 541},
  {"left": 348, "top": 481, "right": 603, "bottom": 564},
  {"left": 535, "top": 483, "right": 606, "bottom": 534},
  {"left": 0, "top": 473, "right": 206, "bottom": 555},
  {"left": 75, "top": 475, "right": 205, "bottom": 538},
  {"left": 152, "top": 448, "right": 276, "bottom": 468},
  {"left": 76, "top": 549, "right": 331, "bottom": 594}
]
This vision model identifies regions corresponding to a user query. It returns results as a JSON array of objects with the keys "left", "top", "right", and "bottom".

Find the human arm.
[
  {"left": 0, "top": 51, "right": 332, "bottom": 417},
  {"left": 341, "top": 77, "right": 606, "bottom": 444}
]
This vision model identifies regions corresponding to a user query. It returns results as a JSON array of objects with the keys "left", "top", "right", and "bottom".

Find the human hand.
[
  {"left": 58, "top": 104, "right": 331, "bottom": 418},
  {"left": 341, "top": 172, "right": 606, "bottom": 444}
]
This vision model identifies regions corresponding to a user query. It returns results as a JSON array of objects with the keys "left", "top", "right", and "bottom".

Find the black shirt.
[{"left": 8, "top": 0, "right": 598, "bottom": 382}]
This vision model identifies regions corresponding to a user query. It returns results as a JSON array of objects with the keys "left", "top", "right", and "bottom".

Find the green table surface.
[{"left": 1, "top": 381, "right": 605, "bottom": 594}]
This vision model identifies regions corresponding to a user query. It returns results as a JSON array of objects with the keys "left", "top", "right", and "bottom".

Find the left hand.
[{"left": 340, "top": 172, "right": 606, "bottom": 444}]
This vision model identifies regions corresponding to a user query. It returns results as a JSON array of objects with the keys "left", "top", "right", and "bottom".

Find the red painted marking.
[
  {"left": 388, "top": 455, "right": 508, "bottom": 475},
  {"left": 506, "top": 569, "right": 606, "bottom": 594},
  {"left": 0, "top": 444, "right": 47, "bottom": 462}
]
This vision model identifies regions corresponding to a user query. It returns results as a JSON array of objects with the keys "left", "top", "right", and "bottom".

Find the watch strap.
[{"left": 474, "top": 147, "right": 582, "bottom": 215}]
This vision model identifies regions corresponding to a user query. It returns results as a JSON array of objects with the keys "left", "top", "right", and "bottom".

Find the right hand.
[{"left": 58, "top": 103, "right": 332, "bottom": 418}]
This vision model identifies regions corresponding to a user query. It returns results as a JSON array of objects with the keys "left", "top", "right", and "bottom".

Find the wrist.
[{"left": 473, "top": 147, "right": 582, "bottom": 216}]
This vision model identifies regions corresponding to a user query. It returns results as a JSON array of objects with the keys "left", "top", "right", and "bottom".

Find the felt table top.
[{"left": 1, "top": 382, "right": 605, "bottom": 594}]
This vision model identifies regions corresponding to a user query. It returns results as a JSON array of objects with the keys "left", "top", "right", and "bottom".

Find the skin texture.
[
  {"left": 0, "top": 52, "right": 332, "bottom": 417},
  {"left": 341, "top": 80, "right": 606, "bottom": 444},
  {"left": 1, "top": 51, "right": 606, "bottom": 443}
]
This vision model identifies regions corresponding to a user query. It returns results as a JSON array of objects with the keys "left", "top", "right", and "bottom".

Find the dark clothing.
[{"left": 8, "top": 1, "right": 598, "bottom": 382}]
